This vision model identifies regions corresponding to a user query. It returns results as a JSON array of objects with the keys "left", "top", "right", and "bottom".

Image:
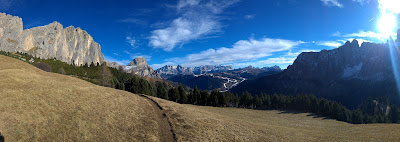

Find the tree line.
[{"left": 106, "top": 64, "right": 400, "bottom": 124}]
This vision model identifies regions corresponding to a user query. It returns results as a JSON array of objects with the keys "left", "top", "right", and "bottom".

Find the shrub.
[
  {"left": 0, "top": 132, "right": 4, "bottom": 142},
  {"left": 34, "top": 62, "right": 52, "bottom": 72}
]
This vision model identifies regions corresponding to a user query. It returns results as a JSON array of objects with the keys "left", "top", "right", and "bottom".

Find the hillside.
[
  {"left": 152, "top": 97, "right": 400, "bottom": 141},
  {"left": 2, "top": 54, "right": 400, "bottom": 141},
  {"left": 231, "top": 39, "right": 400, "bottom": 108},
  {"left": 0, "top": 55, "right": 172, "bottom": 141}
]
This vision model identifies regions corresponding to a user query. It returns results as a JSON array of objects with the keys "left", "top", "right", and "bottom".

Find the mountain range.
[
  {"left": 156, "top": 65, "right": 194, "bottom": 78},
  {"left": 231, "top": 38, "right": 400, "bottom": 108}
]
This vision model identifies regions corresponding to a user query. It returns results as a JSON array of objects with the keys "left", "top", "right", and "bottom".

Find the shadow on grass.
[
  {"left": 277, "top": 110, "right": 304, "bottom": 114},
  {"left": 277, "top": 110, "right": 333, "bottom": 120}
]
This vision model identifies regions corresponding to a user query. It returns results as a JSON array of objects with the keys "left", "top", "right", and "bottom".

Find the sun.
[
  {"left": 378, "top": 0, "right": 400, "bottom": 37},
  {"left": 378, "top": 12, "right": 396, "bottom": 37}
]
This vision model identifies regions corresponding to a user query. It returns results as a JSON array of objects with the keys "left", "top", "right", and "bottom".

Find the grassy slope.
[
  {"left": 0, "top": 55, "right": 163, "bottom": 141},
  {"left": 2, "top": 54, "right": 400, "bottom": 141},
  {"left": 152, "top": 97, "right": 400, "bottom": 142}
]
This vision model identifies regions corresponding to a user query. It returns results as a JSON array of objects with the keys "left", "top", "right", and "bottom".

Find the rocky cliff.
[
  {"left": 123, "top": 57, "right": 160, "bottom": 78},
  {"left": 284, "top": 40, "right": 392, "bottom": 81},
  {"left": 0, "top": 13, "right": 104, "bottom": 66},
  {"left": 231, "top": 38, "right": 400, "bottom": 108},
  {"left": 157, "top": 65, "right": 194, "bottom": 78}
]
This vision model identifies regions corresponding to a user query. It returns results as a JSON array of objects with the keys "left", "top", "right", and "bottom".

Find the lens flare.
[
  {"left": 378, "top": 0, "right": 399, "bottom": 37},
  {"left": 388, "top": 37, "right": 400, "bottom": 96},
  {"left": 379, "top": 0, "right": 400, "bottom": 96},
  {"left": 378, "top": 13, "right": 396, "bottom": 36},
  {"left": 378, "top": 0, "right": 400, "bottom": 14}
]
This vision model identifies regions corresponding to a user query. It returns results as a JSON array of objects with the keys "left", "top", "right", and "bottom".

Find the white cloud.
[
  {"left": 321, "top": 0, "right": 343, "bottom": 8},
  {"left": 149, "top": 0, "right": 239, "bottom": 51},
  {"left": 118, "top": 18, "right": 147, "bottom": 26},
  {"left": 317, "top": 41, "right": 342, "bottom": 47},
  {"left": 332, "top": 31, "right": 341, "bottom": 36},
  {"left": 379, "top": 0, "right": 400, "bottom": 14},
  {"left": 335, "top": 30, "right": 395, "bottom": 42},
  {"left": 123, "top": 51, "right": 151, "bottom": 62},
  {"left": 244, "top": 14, "right": 255, "bottom": 19},
  {"left": 126, "top": 36, "right": 138, "bottom": 48},
  {"left": 177, "top": 0, "right": 201, "bottom": 10},
  {"left": 104, "top": 56, "right": 131, "bottom": 65},
  {"left": 226, "top": 49, "right": 318, "bottom": 69},
  {"left": 342, "top": 31, "right": 385, "bottom": 39},
  {"left": 150, "top": 37, "right": 303, "bottom": 68},
  {"left": 352, "top": 0, "right": 370, "bottom": 5}
]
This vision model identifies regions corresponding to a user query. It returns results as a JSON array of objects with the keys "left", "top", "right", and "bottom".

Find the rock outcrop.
[
  {"left": 262, "top": 65, "right": 282, "bottom": 71},
  {"left": 106, "top": 61, "right": 121, "bottom": 69},
  {"left": 124, "top": 57, "right": 160, "bottom": 78},
  {"left": 157, "top": 65, "right": 194, "bottom": 79},
  {"left": 0, "top": 13, "right": 105, "bottom": 66}
]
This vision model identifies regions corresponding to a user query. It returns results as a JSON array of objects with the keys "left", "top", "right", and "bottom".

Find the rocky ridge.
[
  {"left": 231, "top": 36, "right": 400, "bottom": 108},
  {"left": 0, "top": 13, "right": 104, "bottom": 66},
  {"left": 156, "top": 65, "right": 194, "bottom": 78},
  {"left": 123, "top": 57, "right": 160, "bottom": 78}
]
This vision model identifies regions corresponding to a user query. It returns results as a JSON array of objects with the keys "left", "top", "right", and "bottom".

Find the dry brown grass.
[
  {"left": 151, "top": 97, "right": 400, "bottom": 142},
  {"left": 0, "top": 55, "right": 165, "bottom": 141},
  {"left": 2, "top": 54, "right": 400, "bottom": 142}
]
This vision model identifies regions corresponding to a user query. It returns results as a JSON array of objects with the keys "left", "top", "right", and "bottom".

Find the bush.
[
  {"left": 0, "top": 132, "right": 4, "bottom": 142},
  {"left": 58, "top": 68, "right": 66, "bottom": 75},
  {"left": 34, "top": 62, "right": 52, "bottom": 72}
]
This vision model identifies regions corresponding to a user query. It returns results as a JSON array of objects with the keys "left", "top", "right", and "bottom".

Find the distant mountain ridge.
[
  {"left": 0, "top": 13, "right": 105, "bottom": 66},
  {"left": 156, "top": 65, "right": 194, "bottom": 78},
  {"left": 231, "top": 37, "right": 400, "bottom": 108},
  {"left": 193, "top": 65, "right": 234, "bottom": 74}
]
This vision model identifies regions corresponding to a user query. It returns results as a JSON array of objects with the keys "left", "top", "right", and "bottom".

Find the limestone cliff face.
[{"left": 0, "top": 13, "right": 105, "bottom": 66}]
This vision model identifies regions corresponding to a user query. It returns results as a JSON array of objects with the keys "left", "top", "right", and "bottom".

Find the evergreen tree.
[
  {"left": 156, "top": 81, "right": 168, "bottom": 99},
  {"left": 217, "top": 91, "right": 227, "bottom": 107},
  {"left": 352, "top": 109, "right": 364, "bottom": 124},
  {"left": 168, "top": 88, "right": 180, "bottom": 102},
  {"left": 192, "top": 86, "right": 201, "bottom": 104},
  {"left": 254, "top": 95, "right": 262, "bottom": 109},
  {"left": 262, "top": 94, "right": 271, "bottom": 109},
  {"left": 200, "top": 90, "right": 210, "bottom": 106},
  {"left": 210, "top": 89, "right": 219, "bottom": 107},
  {"left": 240, "top": 91, "right": 253, "bottom": 108},
  {"left": 389, "top": 105, "right": 399, "bottom": 123},
  {"left": 178, "top": 84, "right": 188, "bottom": 104}
]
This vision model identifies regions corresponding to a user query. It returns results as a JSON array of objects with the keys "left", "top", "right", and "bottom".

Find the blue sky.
[{"left": 1, "top": 0, "right": 399, "bottom": 69}]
